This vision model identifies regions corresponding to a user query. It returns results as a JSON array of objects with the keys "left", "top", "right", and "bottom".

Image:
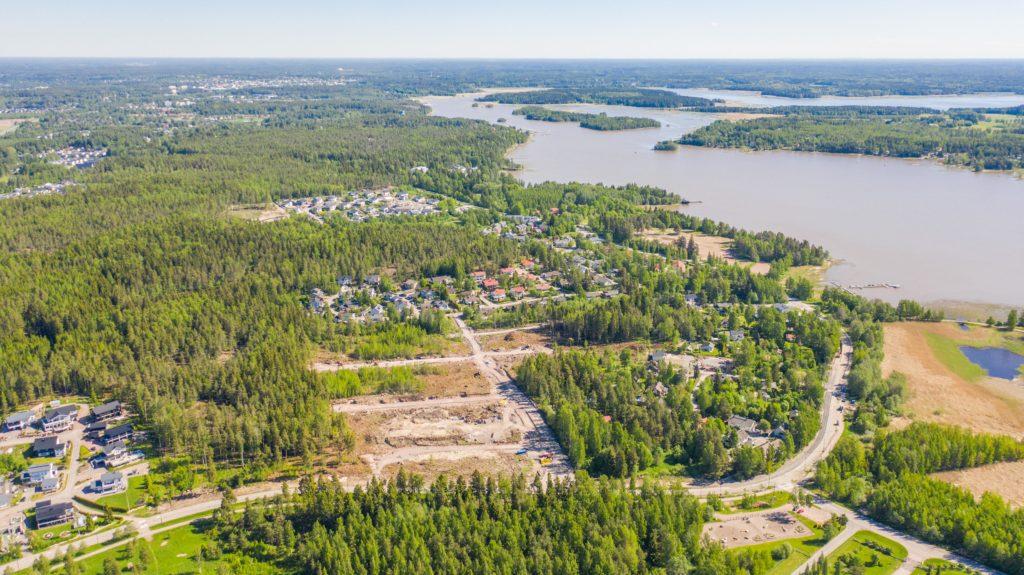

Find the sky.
[{"left": 3, "top": 0, "right": 1024, "bottom": 59}]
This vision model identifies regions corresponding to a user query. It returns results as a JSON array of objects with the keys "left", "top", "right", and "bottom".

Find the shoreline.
[{"left": 421, "top": 90, "right": 1024, "bottom": 312}]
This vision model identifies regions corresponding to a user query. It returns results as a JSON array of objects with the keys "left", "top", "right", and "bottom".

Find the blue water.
[{"left": 960, "top": 346, "right": 1024, "bottom": 380}]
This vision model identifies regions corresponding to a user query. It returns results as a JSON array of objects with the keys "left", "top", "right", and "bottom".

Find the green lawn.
[
  {"left": 912, "top": 558, "right": 974, "bottom": 574},
  {"left": 924, "top": 326, "right": 1024, "bottom": 382},
  {"left": 924, "top": 333, "right": 987, "bottom": 382},
  {"left": 722, "top": 491, "right": 792, "bottom": 514},
  {"left": 95, "top": 475, "right": 150, "bottom": 512},
  {"left": 825, "top": 530, "right": 908, "bottom": 575},
  {"left": 74, "top": 521, "right": 282, "bottom": 574},
  {"left": 729, "top": 514, "right": 828, "bottom": 575},
  {"left": 28, "top": 515, "right": 115, "bottom": 552}
]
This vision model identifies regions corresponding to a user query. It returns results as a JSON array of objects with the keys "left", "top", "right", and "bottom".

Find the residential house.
[
  {"left": 726, "top": 416, "right": 758, "bottom": 434},
  {"left": 39, "top": 477, "right": 59, "bottom": 493},
  {"left": 553, "top": 237, "right": 574, "bottom": 249},
  {"left": 470, "top": 271, "right": 486, "bottom": 283},
  {"left": 93, "top": 472, "right": 127, "bottom": 495},
  {"left": 4, "top": 410, "right": 35, "bottom": 431},
  {"left": 103, "top": 423, "right": 133, "bottom": 445},
  {"left": 98, "top": 441, "right": 142, "bottom": 468},
  {"left": 84, "top": 422, "right": 108, "bottom": 440},
  {"left": 510, "top": 285, "right": 526, "bottom": 300},
  {"left": 22, "top": 463, "right": 57, "bottom": 485},
  {"left": 34, "top": 501, "right": 74, "bottom": 529},
  {"left": 652, "top": 382, "right": 669, "bottom": 398},
  {"left": 91, "top": 400, "right": 122, "bottom": 422},
  {"left": 32, "top": 436, "right": 66, "bottom": 458},
  {"left": 482, "top": 278, "right": 499, "bottom": 291},
  {"left": 41, "top": 405, "right": 77, "bottom": 433},
  {"left": 491, "top": 288, "right": 506, "bottom": 302},
  {"left": 727, "top": 330, "right": 746, "bottom": 342}
]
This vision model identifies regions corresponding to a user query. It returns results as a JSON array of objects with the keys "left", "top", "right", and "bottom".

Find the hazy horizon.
[{"left": 3, "top": 0, "right": 1023, "bottom": 59}]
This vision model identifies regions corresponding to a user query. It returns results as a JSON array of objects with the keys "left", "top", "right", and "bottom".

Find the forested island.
[
  {"left": 478, "top": 87, "right": 712, "bottom": 108},
  {"left": 679, "top": 108, "right": 1024, "bottom": 171},
  {"left": 513, "top": 105, "right": 661, "bottom": 130}
]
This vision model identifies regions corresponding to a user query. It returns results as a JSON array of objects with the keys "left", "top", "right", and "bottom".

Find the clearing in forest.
[
  {"left": 930, "top": 460, "right": 1024, "bottom": 509},
  {"left": 882, "top": 322, "right": 1024, "bottom": 438}
]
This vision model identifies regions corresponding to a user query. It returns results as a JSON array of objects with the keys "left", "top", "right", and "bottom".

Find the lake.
[
  {"left": 960, "top": 346, "right": 1024, "bottom": 380},
  {"left": 421, "top": 92, "right": 1024, "bottom": 314}
]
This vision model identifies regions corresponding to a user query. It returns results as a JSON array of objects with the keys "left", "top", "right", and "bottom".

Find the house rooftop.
[
  {"left": 43, "top": 405, "right": 77, "bottom": 420},
  {"left": 99, "top": 471, "right": 124, "bottom": 484},
  {"left": 32, "top": 436, "right": 63, "bottom": 452},
  {"left": 5, "top": 410, "right": 35, "bottom": 424},
  {"left": 105, "top": 423, "right": 133, "bottom": 437},
  {"left": 92, "top": 401, "right": 121, "bottom": 417},
  {"left": 35, "top": 500, "right": 73, "bottom": 523}
]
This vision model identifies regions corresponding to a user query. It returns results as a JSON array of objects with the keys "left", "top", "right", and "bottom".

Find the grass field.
[
  {"left": 912, "top": 558, "right": 973, "bottom": 574},
  {"left": 825, "top": 530, "right": 908, "bottom": 575},
  {"left": 924, "top": 332, "right": 988, "bottom": 382},
  {"left": 722, "top": 491, "right": 793, "bottom": 514},
  {"left": 73, "top": 521, "right": 282, "bottom": 574},
  {"left": 95, "top": 475, "right": 150, "bottom": 512},
  {"left": 882, "top": 322, "right": 1024, "bottom": 437},
  {"left": 730, "top": 515, "right": 827, "bottom": 575}
]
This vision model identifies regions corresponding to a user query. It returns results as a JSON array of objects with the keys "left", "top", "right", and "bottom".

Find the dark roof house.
[
  {"left": 32, "top": 436, "right": 66, "bottom": 458},
  {"left": 91, "top": 401, "right": 122, "bottom": 421},
  {"left": 35, "top": 501, "right": 74, "bottom": 528}
]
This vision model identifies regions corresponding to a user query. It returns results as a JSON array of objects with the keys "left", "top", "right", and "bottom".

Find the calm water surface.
[
  {"left": 422, "top": 92, "right": 1024, "bottom": 309},
  {"left": 960, "top": 347, "right": 1024, "bottom": 380}
]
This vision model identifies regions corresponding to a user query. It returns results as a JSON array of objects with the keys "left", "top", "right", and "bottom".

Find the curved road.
[{"left": 688, "top": 334, "right": 852, "bottom": 497}]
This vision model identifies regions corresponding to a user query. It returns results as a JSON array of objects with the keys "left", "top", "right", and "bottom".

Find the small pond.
[{"left": 959, "top": 346, "right": 1024, "bottom": 380}]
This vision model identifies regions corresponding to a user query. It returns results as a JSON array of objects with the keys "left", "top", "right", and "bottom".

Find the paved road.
[
  {"left": 3, "top": 482, "right": 290, "bottom": 572},
  {"left": 0, "top": 405, "right": 90, "bottom": 528},
  {"left": 688, "top": 335, "right": 852, "bottom": 497},
  {"left": 793, "top": 500, "right": 1004, "bottom": 575}
]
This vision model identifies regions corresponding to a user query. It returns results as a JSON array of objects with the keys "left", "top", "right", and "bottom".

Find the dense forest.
[
  {"left": 327, "top": 59, "right": 1024, "bottom": 98},
  {"left": 679, "top": 110, "right": 1024, "bottom": 171},
  {"left": 512, "top": 106, "right": 661, "bottom": 130},
  {"left": 478, "top": 88, "right": 712, "bottom": 108},
  {"left": 0, "top": 61, "right": 836, "bottom": 479},
  {"left": 209, "top": 473, "right": 760, "bottom": 575}
]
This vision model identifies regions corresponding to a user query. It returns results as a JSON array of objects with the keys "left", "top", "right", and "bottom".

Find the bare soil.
[
  {"left": 882, "top": 322, "right": 1024, "bottom": 438},
  {"left": 478, "top": 328, "right": 552, "bottom": 353},
  {"left": 639, "top": 228, "right": 770, "bottom": 275},
  {"left": 931, "top": 460, "right": 1024, "bottom": 508},
  {"left": 704, "top": 507, "right": 811, "bottom": 549},
  {"left": 416, "top": 362, "right": 492, "bottom": 397},
  {"left": 0, "top": 119, "right": 28, "bottom": 135},
  {"left": 347, "top": 403, "right": 513, "bottom": 453},
  {"left": 225, "top": 203, "right": 288, "bottom": 222},
  {"left": 381, "top": 452, "right": 536, "bottom": 482}
]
